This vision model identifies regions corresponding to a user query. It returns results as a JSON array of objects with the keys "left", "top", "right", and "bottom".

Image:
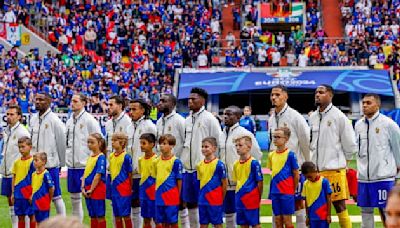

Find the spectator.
[
  {"left": 198, "top": 50, "right": 208, "bottom": 69},
  {"left": 271, "top": 48, "right": 281, "bottom": 67},
  {"left": 298, "top": 49, "right": 309, "bottom": 67},
  {"left": 4, "top": 7, "right": 16, "bottom": 23},
  {"left": 226, "top": 32, "right": 236, "bottom": 47},
  {"left": 84, "top": 27, "right": 97, "bottom": 51}
]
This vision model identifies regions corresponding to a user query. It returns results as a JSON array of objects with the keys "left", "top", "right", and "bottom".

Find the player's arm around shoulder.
[
  {"left": 218, "top": 160, "right": 228, "bottom": 199},
  {"left": 45, "top": 172, "right": 55, "bottom": 202},
  {"left": 301, "top": 181, "right": 310, "bottom": 226},
  {"left": 125, "top": 154, "right": 134, "bottom": 184},
  {"left": 252, "top": 160, "right": 263, "bottom": 201},
  {"left": 323, "top": 177, "right": 332, "bottom": 223},
  {"left": 174, "top": 159, "right": 183, "bottom": 198},
  {"left": 290, "top": 151, "right": 300, "bottom": 192}
]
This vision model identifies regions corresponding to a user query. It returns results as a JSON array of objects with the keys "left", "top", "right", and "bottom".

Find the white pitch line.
[{"left": 260, "top": 215, "right": 381, "bottom": 223}]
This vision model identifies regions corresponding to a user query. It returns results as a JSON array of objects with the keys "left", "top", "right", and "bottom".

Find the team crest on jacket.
[
  {"left": 13, "top": 135, "right": 16, "bottom": 140},
  {"left": 120, "top": 127, "right": 122, "bottom": 131},
  {"left": 80, "top": 124, "right": 84, "bottom": 129},
  {"left": 45, "top": 124, "right": 48, "bottom": 129},
  {"left": 376, "top": 128, "right": 380, "bottom": 134},
  {"left": 327, "top": 121, "right": 332, "bottom": 127},
  {"left": 168, "top": 126, "right": 171, "bottom": 132}
]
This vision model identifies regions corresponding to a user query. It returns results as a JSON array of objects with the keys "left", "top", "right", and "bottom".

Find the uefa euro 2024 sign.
[{"left": 178, "top": 69, "right": 393, "bottom": 99}]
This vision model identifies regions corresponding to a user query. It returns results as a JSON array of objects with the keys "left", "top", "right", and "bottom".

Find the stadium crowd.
[
  {"left": 0, "top": 0, "right": 398, "bottom": 112},
  {"left": 0, "top": 1, "right": 400, "bottom": 227},
  {"left": 341, "top": 0, "right": 400, "bottom": 70}
]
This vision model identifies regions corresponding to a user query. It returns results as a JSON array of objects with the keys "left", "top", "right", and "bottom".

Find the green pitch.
[{"left": 0, "top": 154, "right": 384, "bottom": 227}]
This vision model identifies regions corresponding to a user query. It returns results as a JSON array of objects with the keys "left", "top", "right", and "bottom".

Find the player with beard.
[
  {"left": 309, "top": 85, "right": 357, "bottom": 228},
  {"left": 65, "top": 94, "right": 102, "bottom": 222},
  {"left": 355, "top": 94, "right": 400, "bottom": 227},
  {"left": 182, "top": 87, "right": 222, "bottom": 228},
  {"left": 220, "top": 105, "right": 262, "bottom": 227},
  {"left": 156, "top": 94, "right": 189, "bottom": 228},
  {"left": 29, "top": 92, "right": 67, "bottom": 216},
  {"left": 0, "top": 105, "right": 30, "bottom": 227},
  {"left": 104, "top": 95, "right": 132, "bottom": 225},
  {"left": 128, "top": 98, "right": 156, "bottom": 228},
  {"left": 268, "top": 85, "right": 310, "bottom": 228},
  {"left": 105, "top": 95, "right": 132, "bottom": 153}
]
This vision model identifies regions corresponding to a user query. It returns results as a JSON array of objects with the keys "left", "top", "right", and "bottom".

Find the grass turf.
[{"left": 0, "top": 153, "right": 384, "bottom": 227}]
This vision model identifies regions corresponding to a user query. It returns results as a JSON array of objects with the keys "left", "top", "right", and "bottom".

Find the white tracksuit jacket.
[
  {"left": 156, "top": 111, "right": 185, "bottom": 158},
  {"left": 30, "top": 108, "right": 67, "bottom": 168},
  {"left": 355, "top": 112, "right": 400, "bottom": 182},
  {"left": 128, "top": 116, "right": 156, "bottom": 178},
  {"left": 309, "top": 103, "right": 357, "bottom": 171},
  {"left": 268, "top": 103, "right": 311, "bottom": 164},
  {"left": 66, "top": 110, "right": 102, "bottom": 168},
  {"left": 219, "top": 122, "right": 262, "bottom": 190},
  {"left": 182, "top": 106, "right": 222, "bottom": 172},
  {"left": 0, "top": 122, "right": 30, "bottom": 177}
]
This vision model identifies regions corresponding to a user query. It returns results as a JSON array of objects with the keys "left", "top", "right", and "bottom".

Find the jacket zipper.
[
  {"left": 72, "top": 121, "right": 76, "bottom": 168},
  {"left": 72, "top": 111, "right": 85, "bottom": 168},
  {"left": 189, "top": 116, "right": 195, "bottom": 170},
  {"left": 225, "top": 127, "right": 231, "bottom": 187},
  {"left": 316, "top": 114, "right": 322, "bottom": 171},
  {"left": 366, "top": 120, "right": 370, "bottom": 180},
  {"left": 358, "top": 134, "right": 361, "bottom": 157},
  {"left": 4, "top": 131, "right": 11, "bottom": 176},
  {"left": 37, "top": 119, "right": 42, "bottom": 152},
  {"left": 162, "top": 118, "right": 166, "bottom": 135}
]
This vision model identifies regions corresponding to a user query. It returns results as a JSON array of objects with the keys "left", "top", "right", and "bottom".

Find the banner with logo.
[
  {"left": 6, "top": 23, "right": 21, "bottom": 46},
  {"left": 261, "top": 2, "right": 304, "bottom": 23},
  {"left": 178, "top": 69, "right": 393, "bottom": 99}
]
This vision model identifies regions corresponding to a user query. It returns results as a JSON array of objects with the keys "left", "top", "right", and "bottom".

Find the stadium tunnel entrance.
[{"left": 218, "top": 89, "right": 350, "bottom": 115}]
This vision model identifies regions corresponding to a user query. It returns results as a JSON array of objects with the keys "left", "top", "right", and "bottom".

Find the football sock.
[
  {"left": 188, "top": 208, "right": 200, "bottom": 228},
  {"left": 9, "top": 206, "right": 17, "bottom": 228},
  {"left": 53, "top": 196, "right": 67, "bottom": 216},
  {"left": 361, "top": 207, "right": 374, "bottom": 228},
  {"left": 70, "top": 193, "right": 83, "bottom": 222},
  {"left": 295, "top": 209, "right": 307, "bottom": 228},
  {"left": 179, "top": 208, "right": 190, "bottom": 228},
  {"left": 225, "top": 213, "right": 236, "bottom": 228},
  {"left": 338, "top": 209, "right": 352, "bottom": 228},
  {"left": 131, "top": 207, "right": 142, "bottom": 228}
]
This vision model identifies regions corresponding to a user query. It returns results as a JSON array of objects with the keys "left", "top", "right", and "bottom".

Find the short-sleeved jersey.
[
  {"left": 12, "top": 156, "right": 34, "bottom": 199},
  {"left": 83, "top": 153, "right": 107, "bottom": 200},
  {"left": 155, "top": 156, "right": 183, "bottom": 206},
  {"left": 138, "top": 154, "right": 157, "bottom": 201},
  {"left": 197, "top": 158, "right": 227, "bottom": 206},
  {"left": 233, "top": 157, "right": 263, "bottom": 210},
  {"left": 32, "top": 170, "right": 54, "bottom": 211},
  {"left": 301, "top": 177, "right": 332, "bottom": 220},
  {"left": 268, "top": 149, "right": 299, "bottom": 195},
  {"left": 109, "top": 151, "right": 133, "bottom": 197}
]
